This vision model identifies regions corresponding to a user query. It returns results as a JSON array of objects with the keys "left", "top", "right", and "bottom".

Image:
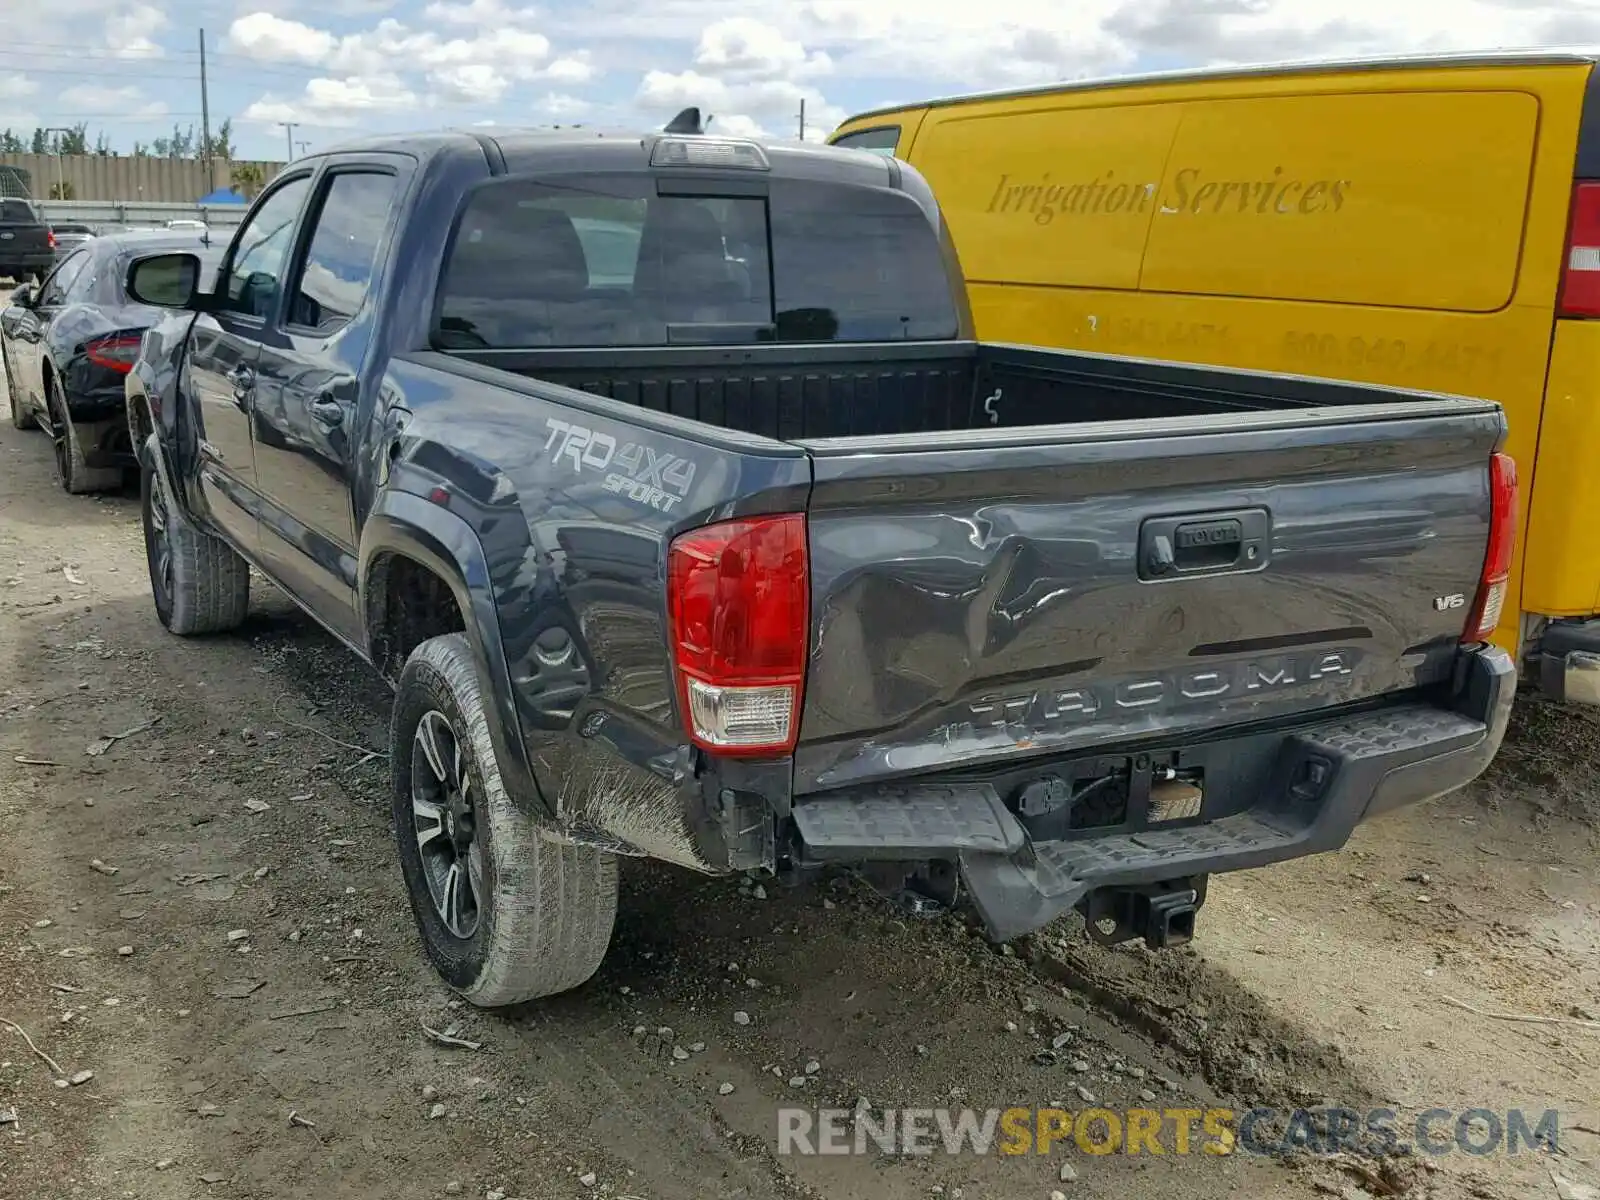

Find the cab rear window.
[{"left": 434, "top": 171, "right": 957, "bottom": 349}]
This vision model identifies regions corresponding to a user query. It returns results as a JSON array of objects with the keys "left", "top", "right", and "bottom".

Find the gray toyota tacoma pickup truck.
[{"left": 122, "top": 119, "right": 1517, "bottom": 1007}]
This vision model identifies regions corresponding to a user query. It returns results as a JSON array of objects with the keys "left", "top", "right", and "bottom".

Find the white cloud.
[
  {"left": 431, "top": 63, "right": 511, "bottom": 104},
  {"left": 545, "top": 55, "right": 598, "bottom": 84},
  {"left": 422, "top": 0, "right": 540, "bottom": 26},
  {"left": 227, "top": 13, "right": 337, "bottom": 65},
  {"left": 227, "top": 9, "right": 597, "bottom": 112},
  {"left": 538, "top": 92, "right": 592, "bottom": 117},
  {"left": 637, "top": 68, "right": 843, "bottom": 135},
  {"left": 105, "top": 3, "right": 168, "bottom": 59},
  {"left": 58, "top": 84, "right": 167, "bottom": 119},
  {"left": 243, "top": 73, "right": 420, "bottom": 127},
  {"left": 693, "top": 17, "right": 832, "bottom": 80},
  {"left": 0, "top": 77, "right": 39, "bottom": 103}
]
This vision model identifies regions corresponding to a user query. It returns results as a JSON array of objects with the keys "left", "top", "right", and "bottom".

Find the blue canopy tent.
[{"left": 198, "top": 187, "right": 247, "bottom": 205}]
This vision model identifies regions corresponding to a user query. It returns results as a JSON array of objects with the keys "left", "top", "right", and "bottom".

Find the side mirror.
[
  {"left": 11, "top": 282, "right": 36, "bottom": 308},
  {"left": 127, "top": 252, "right": 203, "bottom": 309}
]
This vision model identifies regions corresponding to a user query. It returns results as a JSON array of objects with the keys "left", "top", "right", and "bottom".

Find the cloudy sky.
[{"left": 2, "top": 0, "right": 1600, "bottom": 160}]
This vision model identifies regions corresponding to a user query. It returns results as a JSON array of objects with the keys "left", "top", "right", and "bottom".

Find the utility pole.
[
  {"left": 798, "top": 99, "right": 806, "bottom": 141},
  {"left": 278, "top": 122, "right": 297, "bottom": 162},
  {"left": 199, "top": 28, "right": 213, "bottom": 184},
  {"left": 43, "top": 127, "right": 73, "bottom": 201}
]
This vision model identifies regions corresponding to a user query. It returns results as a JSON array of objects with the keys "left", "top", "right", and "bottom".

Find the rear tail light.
[
  {"left": 1560, "top": 181, "right": 1600, "bottom": 316},
  {"left": 1463, "top": 451, "right": 1518, "bottom": 644},
  {"left": 85, "top": 333, "right": 142, "bottom": 374},
  {"left": 47, "top": 229, "right": 56, "bottom": 250},
  {"left": 667, "top": 513, "right": 809, "bottom": 756}
]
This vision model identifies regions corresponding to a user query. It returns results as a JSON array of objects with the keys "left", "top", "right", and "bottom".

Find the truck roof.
[
  {"left": 305, "top": 127, "right": 899, "bottom": 189},
  {"left": 840, "top": 47, "right": 1600, "bottom": 124}
]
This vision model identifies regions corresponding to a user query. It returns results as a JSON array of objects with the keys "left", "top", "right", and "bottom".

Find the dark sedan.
[
  {"left": 49, "top": 222, "right": 96, "bottom": 259},
  {"left": 2, "top": 230, "right": 222, "bottom": 492}
]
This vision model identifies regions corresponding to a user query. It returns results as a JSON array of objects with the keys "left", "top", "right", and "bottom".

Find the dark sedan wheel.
[
  {"left": 46, "top": 380, "right": 122, "bottom": 494},
  {"left": 138, "top": 437, "right": 251, "bottom": 634},
  {"left": 393, "top": 633, "right": 618, "bottom": 1007},
  {"left": 2, "top": 344, "right": 36, "bottom": 431}
]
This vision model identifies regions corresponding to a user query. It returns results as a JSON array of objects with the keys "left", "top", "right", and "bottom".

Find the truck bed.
[{"left": 442, "top": 340, "right": 1409, "bottom": 442}]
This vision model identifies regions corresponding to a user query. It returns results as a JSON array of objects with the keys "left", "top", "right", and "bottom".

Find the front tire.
[
  {"left": 3, "top": 344, "right": 36, "bottom": 431},
  {"left": 393, "top": 633, "right": 617, "bottom": 1007},
  {"left": 47, "top": 382, "right": 122, "bottom": 494},
  {"left": 140, "top": 443, "right": 251, "bottom": 634}
]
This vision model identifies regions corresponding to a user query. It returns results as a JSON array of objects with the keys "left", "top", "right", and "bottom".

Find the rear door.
[
  {"left": 791, "top": 375, "right": 1505, "bottom": 795},
  {"left": 252, "top": 160, "right": 407, "bottom": 642}
]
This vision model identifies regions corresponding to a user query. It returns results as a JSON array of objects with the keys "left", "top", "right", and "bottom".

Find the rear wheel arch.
[{"left": 360, "top": 499, "right": 552, "bottom": 821}]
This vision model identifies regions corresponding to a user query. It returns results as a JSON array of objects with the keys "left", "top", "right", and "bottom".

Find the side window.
[
  {"left": 38, "top": 251, "right": 88, "bottom": 306},
  {"left": 63, "top": 251, "right": 100, "bottom": 304},
  {"left": 287, "top": 172, "right": 399, "bottom": 332},
  {"left": 220, "top": 175, "right": 312, "bottom": 319},
  {"left": 829, "top": 126, "right": 901, "bottom": 157}
]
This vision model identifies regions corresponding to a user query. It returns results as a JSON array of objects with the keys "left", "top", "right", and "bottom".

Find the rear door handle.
[{"left": 309, "top": 394, "right": 345, "bottom": 428}]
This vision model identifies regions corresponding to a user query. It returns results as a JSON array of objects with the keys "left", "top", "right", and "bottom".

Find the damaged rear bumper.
[{"left": 788, "top": 645, "right": 1515, "bottom": 943}]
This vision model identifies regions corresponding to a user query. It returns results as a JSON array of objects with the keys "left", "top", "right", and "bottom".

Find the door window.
[
  {"left": 829, "top": 126, "right": 901, "bottom": 157},
  {"left": 286, "top": 171, "right": 399, "bottom": 333},
  {"left": 38, "top": 250, "right": 88, "bottom": 306},
  {"left": 220, "top": 175, "right": 312, "bottom": 320}
]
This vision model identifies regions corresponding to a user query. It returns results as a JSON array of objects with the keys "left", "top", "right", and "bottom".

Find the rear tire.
[
  {"left": 140, "top": 442, "right": 250, "bottom": 635},
  {"left": 47, "top": 382, "right": 122, "bottom": 494},
  {"left": 3, "top": 344, "right": 36, "bottom": 431},
  {"left": 392, "top": 633, "right": 618, "bottom": 1007}
]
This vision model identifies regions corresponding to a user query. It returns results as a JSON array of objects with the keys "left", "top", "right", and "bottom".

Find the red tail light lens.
[
  {"left": 1463, "top": 452, "right": 1518, "bottom": 644},
  {"left": 667, "top": 513, "right": 809, "bottom": 756},
  {"left": 47, "top": 229, "right": 57, "bottom": 250},
  {"left": 1560, "top": 182, "right": 1600, "bottom": 317},
  {"left": 85, "top": 333, "right": 141, "bottom": 374}
]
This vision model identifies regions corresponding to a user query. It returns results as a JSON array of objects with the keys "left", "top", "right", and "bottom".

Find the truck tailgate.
[{"left": 795, "top": 400, "right": 1504, "bottom": 793}]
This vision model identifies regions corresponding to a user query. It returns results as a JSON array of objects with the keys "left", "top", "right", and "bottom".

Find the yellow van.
[{"left": 830, "top": 50, "right": 1600, "bottom": 704}]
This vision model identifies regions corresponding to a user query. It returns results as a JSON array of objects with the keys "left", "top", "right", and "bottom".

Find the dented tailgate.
[{"left": 792, "top": 400, "right": 1504, "bottom": 794}]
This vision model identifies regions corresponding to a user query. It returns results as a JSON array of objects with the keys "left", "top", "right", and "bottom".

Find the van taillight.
[
  {"left": 666, "top": 513, "right": 809, "bottom": 756},
  {"left": 1560, "top": 182, "right": 1600, "bottom": 317},
  {"left": 1463, "top": 452, "right": 1518, "bottom": 644}
]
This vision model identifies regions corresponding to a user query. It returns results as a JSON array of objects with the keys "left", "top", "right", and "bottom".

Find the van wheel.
[
  {"left": 47, "top": 383, "right": 122, "bottom": 494},
  {"left": 140, "top": 440, "right": 251, "bottom": 634},
  {"left": 392, "top": 633, "right": 617, "bottom": 1007},
  {"left": 3, "top": 346, "right": 35, "bottom": 430}
]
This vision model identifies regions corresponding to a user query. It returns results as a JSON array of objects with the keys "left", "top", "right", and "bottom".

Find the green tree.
[
  {"left": 29, "top": 128, "right": 47, "bottom": 154},
  {"left": 48, "top": 180, "right": 75, "bottom": 200},
  {"left": 93, "top": 132, "right": 112, "bottom": 157},
  {"left": 230, "top": 160, "right": 265, "bottom": 199},
  {"left": 58, "top": 124, "right": 88, "bottom": 155},
  {"left": 151, "top": 123, "right": 197, "bottom": 159},
  {"left": 0, "top": 129, "right": 24, "bottom": 153},
  {"left": 205, "top": 118, "right": 235, "bottom": 160}
]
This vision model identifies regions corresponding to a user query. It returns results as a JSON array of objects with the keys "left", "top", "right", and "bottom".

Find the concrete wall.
[{"left": 0, "top": 154, "right": 284, "bottom": 203}]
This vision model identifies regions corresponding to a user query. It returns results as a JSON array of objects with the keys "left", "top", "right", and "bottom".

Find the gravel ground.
[{"left": 1, "top": 325, "right": 1596, "bottom": 1200}]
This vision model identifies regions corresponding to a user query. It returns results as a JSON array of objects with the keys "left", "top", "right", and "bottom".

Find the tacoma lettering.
[{"left": 963, "top": 651, "right": 1357, "bottom": 731}]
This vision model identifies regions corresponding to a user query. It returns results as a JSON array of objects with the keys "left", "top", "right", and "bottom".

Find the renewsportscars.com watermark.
[{"left": 777, "top": 1106, "right": 1562, "bottom": 1159}]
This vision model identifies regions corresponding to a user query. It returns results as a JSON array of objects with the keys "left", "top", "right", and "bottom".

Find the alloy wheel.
[
  {"left": 411, "top": 709, "right": 484, "bottom": 940},
  {"left": 145, "top": 468, "right": 174, "bottom": 605}
]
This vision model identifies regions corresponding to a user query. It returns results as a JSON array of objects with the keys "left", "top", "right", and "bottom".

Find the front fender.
[{"left": 359, "top": 488, "right": 551, "bottom": 821}]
